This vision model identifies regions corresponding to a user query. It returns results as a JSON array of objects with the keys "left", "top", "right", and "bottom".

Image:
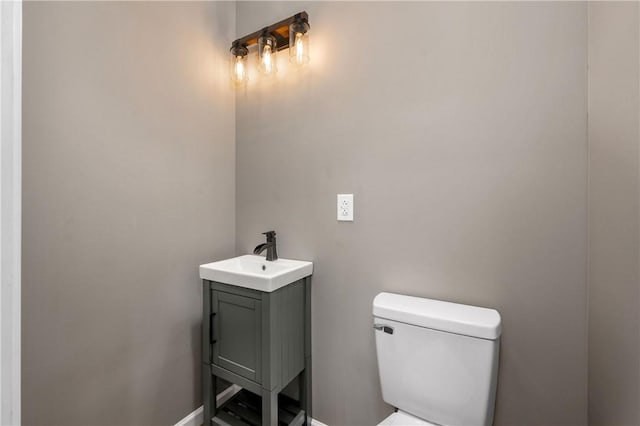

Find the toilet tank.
[{"left": 373, "top": 293, "right": 501, "bottom": 426}]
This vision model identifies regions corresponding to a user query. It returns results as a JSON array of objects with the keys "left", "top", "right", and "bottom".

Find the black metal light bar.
[{"left": 231, "top": 11, "right": 309, "bottom": 53}]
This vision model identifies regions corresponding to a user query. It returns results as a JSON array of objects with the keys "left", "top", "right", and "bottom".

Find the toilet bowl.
[{"left": 373, "top": 292, "right": 502, "bottom": 426}]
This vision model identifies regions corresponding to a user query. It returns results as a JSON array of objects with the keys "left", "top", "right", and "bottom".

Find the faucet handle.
[{"left": 262, "top": 231, "right": 276, "bottom": 240}]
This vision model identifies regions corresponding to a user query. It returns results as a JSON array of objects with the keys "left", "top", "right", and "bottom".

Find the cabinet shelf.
[{"left": 213, "top": 389, "right": 305, "bottom": 426}]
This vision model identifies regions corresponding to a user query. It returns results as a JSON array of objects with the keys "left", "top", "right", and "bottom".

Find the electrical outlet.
[{"left": 337, "top": 194, "right": 354, "bottom": 221}]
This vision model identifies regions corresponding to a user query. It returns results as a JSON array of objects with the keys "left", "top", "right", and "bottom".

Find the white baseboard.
[
  {"left": 217, "top": 384, "right": 243, "bottom": 407},
  {"left": 174, "top": 405, "right": 202, "bottom": 426},
  {"left": 175, "top": 385, "right": 241, "bottom": 426},
  {"left": 175, "top": 387, "right": 328, "bottom": 426}
]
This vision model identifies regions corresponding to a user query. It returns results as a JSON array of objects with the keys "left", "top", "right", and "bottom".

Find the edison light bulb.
[
  {"left": 289, "top": 18, "right": 310, "bottom": 66},
  {"left": 229, "top": 43, "right": 248, "bottom": 86},
  {"left": 294, "top": 33, "right": 304, "bottom": 64},
  {"left": 258, "top": 34, "right": 277, "bottom": 76},
  {"left": 234, "top": 56, "right": 245, "bottom": 80},
  {"left": 263, "top": 45, "right": 273, "bottom": 73}
]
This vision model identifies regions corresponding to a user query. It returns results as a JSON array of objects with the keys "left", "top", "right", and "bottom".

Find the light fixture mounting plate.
[{"left": 231, "top": 11, "right": 309, "bottom": 53}]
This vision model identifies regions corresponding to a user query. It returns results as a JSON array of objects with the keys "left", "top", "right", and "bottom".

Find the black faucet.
[{"left": 253, "top": 231, "right": 278, "bottom": 261}]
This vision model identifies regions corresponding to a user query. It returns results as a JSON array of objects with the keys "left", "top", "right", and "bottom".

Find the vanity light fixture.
[{"left": 229, "top": 11, "right": 310, "bottom": 84}]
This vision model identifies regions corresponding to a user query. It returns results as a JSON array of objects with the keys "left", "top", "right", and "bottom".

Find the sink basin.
[{"left": 199, "top": 255, "right": 313, "bottom": 292}]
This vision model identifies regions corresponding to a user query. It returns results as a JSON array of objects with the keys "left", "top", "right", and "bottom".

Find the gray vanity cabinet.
[{"left": 202, "top": 277, "right": 312, "bottom": 426}]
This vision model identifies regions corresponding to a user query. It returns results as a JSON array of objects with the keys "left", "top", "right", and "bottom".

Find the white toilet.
[{"left": 373, "top": 292, "right": 502, "bottom": 426}]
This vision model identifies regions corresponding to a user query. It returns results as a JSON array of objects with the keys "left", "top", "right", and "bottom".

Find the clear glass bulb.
[
  {"left": 262, "top": 45, "right": 273, "bottom": 73},
  {"left": 289, "top": 19, "right": 310, "bottom": 66},
  {"left": 258, "top": 34, "right": 277, "bottom": 76},
  {"left": 234, "top": 56, "right": 245, "bottom": 80},
  {"left": 229, "top": 44, "right": 248, "bottom": 86},
  {"left": 295, "top": 33, "right": 304, "bottom": 64}
]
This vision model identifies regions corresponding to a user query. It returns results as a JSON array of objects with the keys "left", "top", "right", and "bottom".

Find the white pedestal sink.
[{"left": 199, "top": 254, "right": 313, "bottom": 292}]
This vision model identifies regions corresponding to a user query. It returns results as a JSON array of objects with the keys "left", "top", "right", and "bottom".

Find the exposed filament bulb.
[
  {"left": 234, "top": 56, "right": 245, "bottom": 80},
  {"left": 289, "top": 18, "right": 310, "bottom": 66},
  {"left": 294, "top": 32, "right": 304, "bottom": 64},
  {"left": 262, "top": 45, "right": 273, "bottom": 74}
]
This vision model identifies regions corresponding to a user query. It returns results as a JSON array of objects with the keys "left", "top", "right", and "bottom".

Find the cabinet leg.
[
  {"left": 261, "top": 389, "right": 278, "bottom": 426},
  {"left": 212, "top": 375, "right": 218, "bottom": 417},
  {"left": 301, "top": 357, "right": 312, "bottom": 425},
  {"left": 203, "top": 369, "right": 215, "bottom": 426}
]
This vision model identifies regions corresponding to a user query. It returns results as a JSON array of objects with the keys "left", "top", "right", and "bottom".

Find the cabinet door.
[{"left": 211, "top": 290, "right": 262, "bottom": 384}]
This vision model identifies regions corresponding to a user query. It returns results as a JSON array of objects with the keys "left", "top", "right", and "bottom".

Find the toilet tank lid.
[{"left": 373, "top": 292, "right": 502, "bottom": 340}]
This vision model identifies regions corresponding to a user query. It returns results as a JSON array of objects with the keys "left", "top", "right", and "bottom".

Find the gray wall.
[
  {"left": 22, "top": 2, "right": 236, "bottom": 424},
  {"left": 235, "top": 2, "right": 588, "bottom": 425},
  {"left": 22, "top": 2, "right": 639, "bottom": 425},
  {"left": 588, "top": 2, "right": 640, "bottom": 425}
]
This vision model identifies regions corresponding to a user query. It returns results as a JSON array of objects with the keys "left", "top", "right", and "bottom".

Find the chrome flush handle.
[{"left": 373, "top": 324, "right": 394, "bottom": 334}]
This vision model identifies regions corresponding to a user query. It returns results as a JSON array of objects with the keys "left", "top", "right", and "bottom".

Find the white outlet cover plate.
[{"left": 337, "top": 194, "right": 354, "bottom": 221}]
